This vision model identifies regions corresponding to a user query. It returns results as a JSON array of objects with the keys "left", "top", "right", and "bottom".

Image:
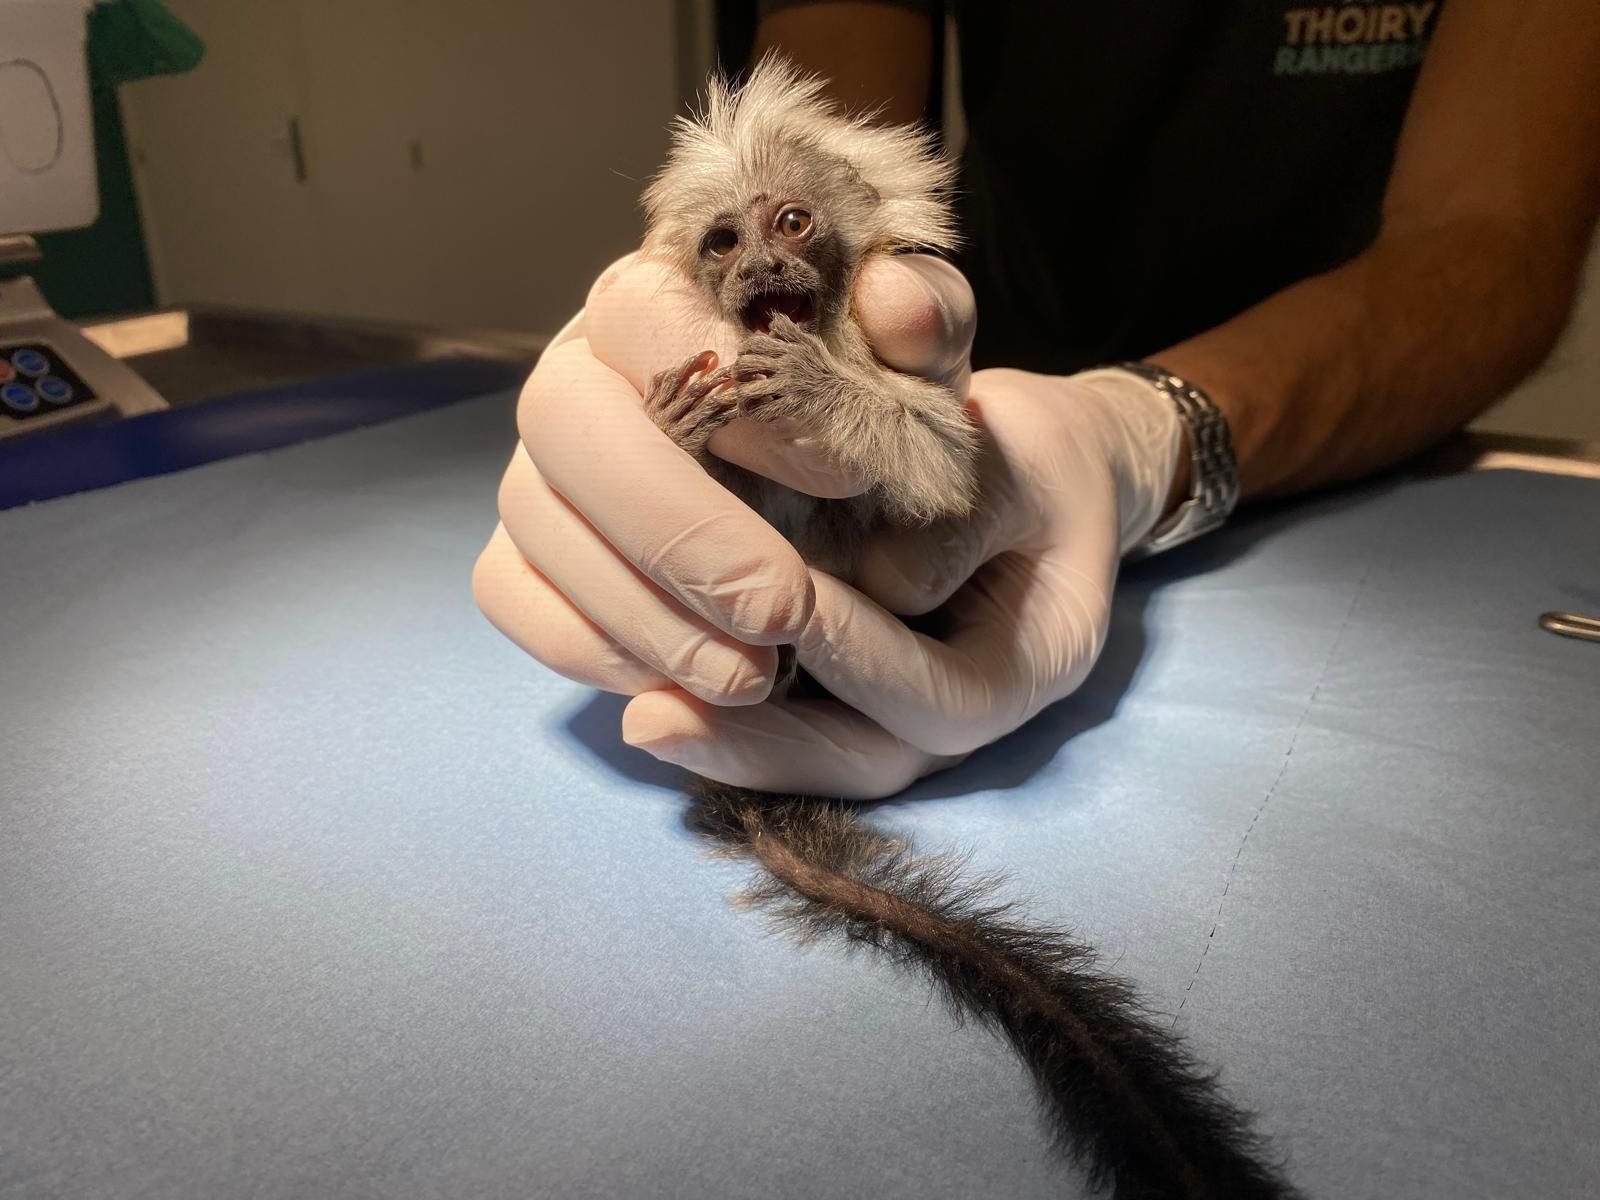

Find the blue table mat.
[
  {"left": 1, "top": 389, "right": 1597, "bottom": 1199},
  {"left": 0, "top": 356, "right": 531, "bottom": 511}
]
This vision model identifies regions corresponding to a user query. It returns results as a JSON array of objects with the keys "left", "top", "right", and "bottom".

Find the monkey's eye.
[
  {"left": 703, "top": 228, "right": 738, "bottom": 258},
  {"left": 776, "top": 208, "right": 813, "bottom": 238}
]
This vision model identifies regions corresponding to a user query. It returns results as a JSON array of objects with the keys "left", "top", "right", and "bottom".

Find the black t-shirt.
[{"left": 758, "top": 1, "right": 1446, "bottom": 372}]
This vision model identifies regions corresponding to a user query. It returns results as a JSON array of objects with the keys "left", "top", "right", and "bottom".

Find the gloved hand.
[
  {"left": 473, "top": 249, "right": 971, "bottom": 710},
  {"left": 475, "top": 252, "right": 1186, "bottom": 799},
  {"left": 622, "top": 365, "right": 1186, "bottom": 797}
]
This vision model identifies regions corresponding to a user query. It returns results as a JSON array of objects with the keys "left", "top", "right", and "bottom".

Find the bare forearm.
[
  {"left": 1162, "top": 0, "right": 1600, "bottom": 502},
  {"left": 1159, "top": 218, "right": 1582, "bottom": 499}
]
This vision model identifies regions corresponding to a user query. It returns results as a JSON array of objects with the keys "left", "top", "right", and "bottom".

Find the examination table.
[{"left": 2, "top": 382, "right": 1596, "bottom": 1199}]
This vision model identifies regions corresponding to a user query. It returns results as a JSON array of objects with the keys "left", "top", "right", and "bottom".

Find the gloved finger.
[
  {"left": 583, "top": 251, "right": 741, "bottom": 395},
  {"left": 852, "top": 253, "right": 976, "bottom": 395},
  {"left": 796, "top": 548, "right": 1113, "bottom": 757},
  {"left": 472, "top": 522, "right": 670, "bottom": 696},
  {"left": 519, "top": 335, "right": 813, "bottom": 646},
  {"left": 545, "top": 305, "right": 589, "bottom": 352},
  {"left": 851, "top": 436, "right": 1027, "bottom": 616},
  {"left": 852, "top": 514, "right": 1002, "bottom": 617},
  {"left": 621, "top": 688, "right": 962, "bottom": 800},
  {"left": 498, "top": 445, "right": 777, "bottom": 706}
]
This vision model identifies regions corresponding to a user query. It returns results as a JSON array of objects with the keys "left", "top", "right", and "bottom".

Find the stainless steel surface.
[
  {"left": 1426, "top": 431, "right": 1600, "bottom": 480},
  {"left": 1539, "top": 611, "right": 1600, "bottom": 644},
  {"left": 0, "top": 235, "right": 43, "bottom": 265},
  {"left": 79, "top": 305, "right": 544, "bottom": 408}
]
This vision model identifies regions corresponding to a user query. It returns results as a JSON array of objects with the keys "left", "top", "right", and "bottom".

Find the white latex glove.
[
  {"left": 476, "top": 244, "right": 1185, "bottom": 798},
  {"left": 473, "top": 249, "right": 972, "bottom": 710},
  {"left": 623, "top": 366, "right": 1186, "bottom": 798}
]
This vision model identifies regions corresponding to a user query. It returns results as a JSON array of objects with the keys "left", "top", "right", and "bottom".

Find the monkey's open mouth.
[{"left": 740, "top": 289, "right": 816, "bottom": 333}]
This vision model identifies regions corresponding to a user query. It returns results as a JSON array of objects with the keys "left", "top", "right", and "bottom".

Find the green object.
[
  {"left": 88, "top": 0, "right": 206, "bottom": 87},
  {"left": 26, "top": 89, "right": 155, "bottom": 318},
  {"left": 3, "top": 2, "right": 204, "bottom": 319}
]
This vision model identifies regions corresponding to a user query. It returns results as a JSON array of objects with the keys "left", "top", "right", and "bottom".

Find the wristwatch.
[{"left": 1114, "top": 361, "right": 1240, "bottom": 559}]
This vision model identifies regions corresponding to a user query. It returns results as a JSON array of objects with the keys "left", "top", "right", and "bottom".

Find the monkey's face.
[{"left": 692, "top": 194, "right": 854, "bottom": 340}]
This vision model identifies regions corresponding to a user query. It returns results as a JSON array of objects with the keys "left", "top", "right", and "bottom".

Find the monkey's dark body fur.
[
  {"left": 691, "top": 783, "right": 1296, "bottom": 1199},
  {"left": 638, "top": 56, "right": 1301, "bottom": 1199}
]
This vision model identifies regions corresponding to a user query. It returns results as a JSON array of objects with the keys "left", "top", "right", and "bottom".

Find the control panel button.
[
  {"left": 36, "top": 375, "right": 74, "bottom": 404},
  {"left": 0, "top": 345, "right": 95, "bottom": 419},
  {"left": 11, "top": 348, "right": 49, "bottom": 378},
  {"left": 2, "top": 382, "right": 39, "bottom": 412}
]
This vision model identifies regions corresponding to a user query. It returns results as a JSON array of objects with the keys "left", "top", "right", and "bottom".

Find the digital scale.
[{"left": 0, "top": 0, "right": 168, "bottom": 441}]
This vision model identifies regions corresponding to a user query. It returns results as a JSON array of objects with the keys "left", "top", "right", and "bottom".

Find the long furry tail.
[{"left": 690, "top": 780, "right": 1300, "bottom": 1200}]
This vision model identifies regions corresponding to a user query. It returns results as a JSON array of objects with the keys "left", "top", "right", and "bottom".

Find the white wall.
[
  {"left": 1474, "top": 234, "right": 1600, "bottom": 440},
  {"left": 121, "top": 0, "right": 691, "bottom": 337},
  {"left": 120, "top": 3, "right": 325, "bottom": 316}
]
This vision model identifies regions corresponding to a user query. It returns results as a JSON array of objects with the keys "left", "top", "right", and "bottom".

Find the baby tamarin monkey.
[
  {"left": 635, "top": 56, "right": 1299, "bottom": 1200},
  {"left": 639, "top": 55, "right": 977, "bottom": 583}
]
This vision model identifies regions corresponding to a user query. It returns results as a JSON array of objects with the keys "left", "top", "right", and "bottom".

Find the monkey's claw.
[{"left": 644, "top": 351, "right": 738, "bottom": 452}]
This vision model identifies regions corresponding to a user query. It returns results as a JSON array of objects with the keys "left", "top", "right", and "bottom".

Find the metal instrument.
[{"left": 1539, "top": 611, "right": 1600, "bottom": 644}]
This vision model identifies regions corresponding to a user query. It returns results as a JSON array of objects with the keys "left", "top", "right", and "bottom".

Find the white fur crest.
[{"left": 641, "top": 53, "right": 957, "bottom": 269}]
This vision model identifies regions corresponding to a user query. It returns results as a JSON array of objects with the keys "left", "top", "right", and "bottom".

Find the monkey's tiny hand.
[
  {"left": 721, "top": 315, "right": 838, "bottom": 421},
  {"left": 706, "top": 256, "right": 975, "bottom": 494},
  {"left": 643, "top": 350, "right": 739, "bottom": 455}
]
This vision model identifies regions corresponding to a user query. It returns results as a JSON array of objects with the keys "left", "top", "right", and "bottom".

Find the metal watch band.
[{"left": 1114, "top": 361, "right": 1240, "bottom": 559}]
